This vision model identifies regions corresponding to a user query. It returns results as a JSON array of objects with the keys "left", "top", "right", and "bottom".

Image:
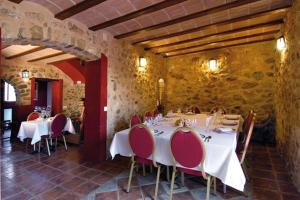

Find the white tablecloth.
[
  {"left": 110, "top": 114, "right": 245, "bottom": 191},
  {"left": 18, "top": 117, "right": 75, "bottom": 145}
]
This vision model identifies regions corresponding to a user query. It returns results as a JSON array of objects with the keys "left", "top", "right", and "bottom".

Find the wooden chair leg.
[
  {"left": 213, "top": 177, "right": 217, "bottom": 195},
  {"left": 142, "top": 164, "right": 146, "bottom": 176},
  {"left": 169, "top": 169, "right": 176, "bottom": 200},
  {"left": 62, "top": 135, "right": 67, "bottom": 150},
  {"left": 206, "top": 176, "right": 211, "bottom": 200},
  {"left": 45, "top": 138, "right": 51, "bottom": 156},
  {"left": 127, "top": 160, "right": 135, "bottom": 193},
  {"left": 181, "top": 172, "right": 185, "bottom": 186},
  {"left": 154, "top": 165, "right": 161, "bottom": 200}
]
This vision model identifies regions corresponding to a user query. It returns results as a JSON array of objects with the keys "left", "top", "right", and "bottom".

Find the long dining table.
[{"left": 110, "top": 113, "right": 245, "bottom": 192}]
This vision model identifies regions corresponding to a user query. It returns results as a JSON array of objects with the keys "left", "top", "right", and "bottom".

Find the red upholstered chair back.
[
  {"left": 27, "top": 112, "right": 40, "bottom": 121},
  {"left": 130, "top": 115, "right": 141, "bottom": 127},
  {"left": 51, "top": 114, "right": 67, "bottom": 138},
  {"left": 170, "top": 128, "right": 205, "bottom": 168},
  {"left": 129, "top": 124, "right": 155, "bottom": 159}
]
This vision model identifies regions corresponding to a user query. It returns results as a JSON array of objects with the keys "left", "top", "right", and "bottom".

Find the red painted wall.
[
  {"left": 84, "top": 54, "right": 107, "bottom": 162},
  {"left": 52, "top": 80, "right": 63, "bottom": 115},
  {"left": 52, "top": 58, "right": 85, "bottom": 84},
  {"left": 35, "top": 81, "right": 47, "bottom": 107}
]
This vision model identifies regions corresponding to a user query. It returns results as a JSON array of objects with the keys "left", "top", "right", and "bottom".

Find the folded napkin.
[
  {"left": 215, "top": 127, "right": 234, "bottom": 133},
  {"left": 222, "top": 120, "right": 238, "bottom": 126}
]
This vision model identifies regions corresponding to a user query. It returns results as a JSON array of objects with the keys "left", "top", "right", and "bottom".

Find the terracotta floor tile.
[
  {"left": 5, "top": 191, "right": 32, "bottom": 200},
  {"left": 278, "top": 182, "right": 299, "bottom": 195},
  {"left": 281, "top": 193, "right": 300, "bottom": 200},
  {"left": 95, "top": 191, "right": 118, "bottom": 200},
  {"left": 252, "top": 169, "right": 276, "bottom": 180},
  {"left": 172, "top": 191, "right": 195, "bottom": 200},
  {"left": 253, "top": 188, "right": 282, "bottom": 200},
  {"left": 56, "top": 192, "right": 82, "bottom": 200},
  {"left": 252, "top": 177, "right": 279, "bottom": 191},
  {"left": 78, "top": 168, "right": 102, "bottom": 179},
  {"left": 61, "top": 176, "right": 86, "bottom": 190},
  {"left": 119, "top": 187, "right": 143, "bottom": 200},
  {"left": 91, "top": 173, "right": 114, "bottom": 185},
  {"left": 26, "top": 180, "right": 55, "bottom": 194},
  {"left": 41, "top": 186, "right": 67, "bottom": 200},
  {"left": 74, "top": 181, "right": 99, "bottom": 194}
]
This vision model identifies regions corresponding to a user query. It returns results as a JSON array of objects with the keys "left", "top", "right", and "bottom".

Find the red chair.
[
  {"left": 27, "top": 112, "right": 40, "bottom": 121},
  {"left": 153, "top": 110, "right": 160, "bottom": 117},
  {"left": 130, "top": 115, "right": 141, "bottom": 127},
  {"left": 41, "top": 113, "right": 67, "bottom": 156},
  {"left": 127, "top": 124, "right": 161, "bottom": 200},
  {"left": 170, "top": 128, "right": 215, "bottom": 200}
]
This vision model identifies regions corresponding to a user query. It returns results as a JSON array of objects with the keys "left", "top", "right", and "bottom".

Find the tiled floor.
[{"left": 1, "top": 139, "right": 299, "bottom": 200}]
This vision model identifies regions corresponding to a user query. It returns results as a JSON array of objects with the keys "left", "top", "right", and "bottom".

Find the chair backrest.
[
  {"left": 129, "top": 124, "right": 155, "bottom": 160},
  {"left": 130, "top": 115, "right": 141, "bottom": 127},
  {"left": 27, "top": 112, "right": 40, "bottom": 121},
  {"left": 240, "top": 115, "right": 255, "bottom": 164},
  {"left": 51, "top": 113, "right": 67, "bottom": 138},
  {"left": 191, "top": 106, "right": 201, "bottom": 114},
  {"left": 242, "top": 110, "right": 254, "bottom": 133},
  {"left": 170, "top": 128, "right": 205, "bottom": 168}
]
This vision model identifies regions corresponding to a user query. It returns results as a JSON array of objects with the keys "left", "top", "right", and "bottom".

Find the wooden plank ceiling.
[
  {"left": 10, "top": 0, "right": 292, "bottom": 57},
  {"left": 1, "top": 45, "right": 76, "bottom": 64}
]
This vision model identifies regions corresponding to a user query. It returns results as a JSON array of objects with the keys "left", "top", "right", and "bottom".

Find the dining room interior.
[{"left": 0, "top": 0, "right": 299, "bottom": 199}]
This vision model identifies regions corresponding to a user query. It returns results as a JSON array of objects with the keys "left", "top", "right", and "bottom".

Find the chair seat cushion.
[{"left": 177, "top": 167, "right": 203, "bottom": 177}]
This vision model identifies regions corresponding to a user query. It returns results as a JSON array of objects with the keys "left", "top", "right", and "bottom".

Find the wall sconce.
[
  {"left": 21, "top": 69, "right": 29, "bottom": 79},
  {"left": 209, "top": 59, "right": 218, "bottom": 71},
  {"left": 277, "top": 36, "right": 286, "bottom": 51},
  {"left": 139, "top": 56, "right": 147, "bottom": 69}
]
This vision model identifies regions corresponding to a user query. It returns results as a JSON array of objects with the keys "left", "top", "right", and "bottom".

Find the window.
[{"left": 4, "top": 82, "right": 16, "bottom": 102}]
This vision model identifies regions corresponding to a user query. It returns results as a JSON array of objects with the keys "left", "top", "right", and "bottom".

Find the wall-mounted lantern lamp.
[
  {"left": 209, "top": 59, "right": 218, "bottom": 71},
  {"left": 139, "top": 56, "right": 147, "bottom": 69},
  {"left": 277, "top": 36, "right": 286, "bottom": 51},
  {"left": 21, "top": 69, "right": 29, "bottom": 79}
]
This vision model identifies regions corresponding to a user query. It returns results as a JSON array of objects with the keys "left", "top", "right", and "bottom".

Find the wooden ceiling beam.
[
  {"left": 8, "top": 0, "right": 23, "bottom": 3},
  {"left": 160, "top": 30, "right": 279, "bottom": 54},
  {"left": 115, "top": 0, "right": 262, "bottom": 39},
  {"left": 166, "top": 37, "right": 275, "bottom": 57},
  {"left": 55, "top": 0, "right": 107, "bottom": 20},
  {"left": 146, "top": 20, "right": 283, "bottom": 50},
  {"left": 27, "top": 52, "right": 66, "bottom": 62},
  {"left": 5, "top": 46, "right": 45, "bottom": 59},
  {"left": 89, "top": 0, "right": 188, "bottom": 31},
  {"left": 133, "top": 6, "right": 290, "bottom": 45}
]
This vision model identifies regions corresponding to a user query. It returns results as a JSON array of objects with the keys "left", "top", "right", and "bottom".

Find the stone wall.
[
  {"left": 106, "top": 41, "right": 165, "bottom": 141},
  {"left": 274, "top": 0, "right": 300, "bottom": 191},
  {"left": 0, "top": 57, "right": 85, "bottom": 118},
  {"left": 165, "top": 41, "right": 276, "bottom": 122},
  {"left": 0, "top": 1, "right": 166, "bottom": 142}
]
